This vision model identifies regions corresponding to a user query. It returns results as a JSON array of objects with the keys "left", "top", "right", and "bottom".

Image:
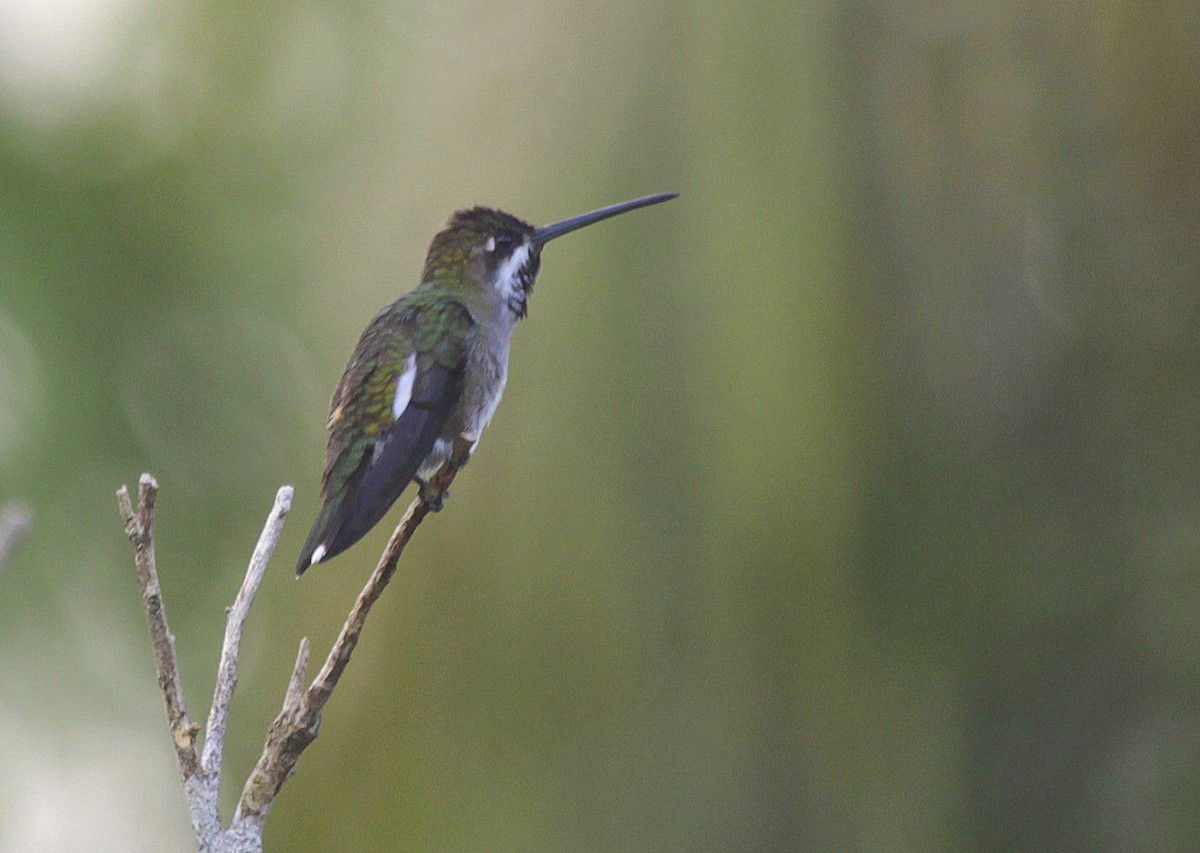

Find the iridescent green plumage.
[{"left": 297, "top": 292, "right": 475, "bottom": 571}]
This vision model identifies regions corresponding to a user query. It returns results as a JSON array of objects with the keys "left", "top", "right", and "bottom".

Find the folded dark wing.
[
  {"left": 296, "top": 297, "right": 471, "bottom": 571},
  {"left": 333, "top": 359, "right": 462, "bottom": 550}
]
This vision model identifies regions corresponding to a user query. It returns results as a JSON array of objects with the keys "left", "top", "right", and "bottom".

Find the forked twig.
[
  {"left": 120, "top": 453, "right": 461, "bottom": 851},
  {"left": 236, "top": 450, "right": 462, "bottom": 825}
]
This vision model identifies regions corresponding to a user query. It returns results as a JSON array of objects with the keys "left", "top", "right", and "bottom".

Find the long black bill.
[{"left": 533, "top": 192, "right": 678, "bottom": 245}]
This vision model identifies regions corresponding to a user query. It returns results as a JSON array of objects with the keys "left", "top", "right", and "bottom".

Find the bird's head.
[{"left": 421, "top": 193, "right": 678, "bottom": 319}]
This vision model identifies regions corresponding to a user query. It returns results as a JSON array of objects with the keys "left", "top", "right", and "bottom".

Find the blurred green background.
[{"left": 1, "top": 2, "right": 1198, "bottom": 851}]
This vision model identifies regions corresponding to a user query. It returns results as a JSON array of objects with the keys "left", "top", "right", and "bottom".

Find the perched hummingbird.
[{"left": 296, "top": 192, "right": 677, "bottom": 574}]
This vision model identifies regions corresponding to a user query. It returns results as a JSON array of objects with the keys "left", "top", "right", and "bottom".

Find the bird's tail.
[{"left": 295, "top": 490, "right": 349, "bottom": 576}]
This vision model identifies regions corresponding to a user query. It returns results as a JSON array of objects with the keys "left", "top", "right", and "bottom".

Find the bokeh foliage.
[{"left": 0, "top": 2, "right": 1197, "bottom": 851}]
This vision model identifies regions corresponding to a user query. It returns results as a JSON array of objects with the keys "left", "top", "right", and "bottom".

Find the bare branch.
[
  {"left": 234, "top": 446, "right": 465, "bottom": 825},
  {"left": 306, "top": 495, "right": 428, "bottom": 703},
  {"left": 202, "top": 486, "right": 294, "bottom": 781},
  {"left": 124, "top": 449, "right": 465, "bottom": 849},
  {"left": 118, "top": 474, "right": 201, "bottom": 780},
  {"left": 120, "top": 479, "right": 295, "bottom": 852},
  {"left": 0, "top": 500, "right": 32, "bottom": 574}
]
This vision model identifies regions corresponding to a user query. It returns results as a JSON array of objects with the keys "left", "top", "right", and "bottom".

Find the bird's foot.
[{"left": 417, "top": 477, "right": 450, "bottom": 511}]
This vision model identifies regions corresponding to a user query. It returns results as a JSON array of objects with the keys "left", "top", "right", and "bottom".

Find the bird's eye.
[{"left": 489, "top": 232, "right": 517, "bottom": 254}]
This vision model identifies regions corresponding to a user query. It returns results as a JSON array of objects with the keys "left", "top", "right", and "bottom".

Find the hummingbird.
[{"left": 296, "top": 192, "right": 677, "bottom": 575}]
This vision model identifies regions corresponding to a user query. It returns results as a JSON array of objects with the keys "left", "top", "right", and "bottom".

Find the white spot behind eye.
[
  {"left": 485, "top": 236, "right": 495, "bottom": 253},
  {"left": 493, "top": 241, "right": 531, "bottom": 300}
]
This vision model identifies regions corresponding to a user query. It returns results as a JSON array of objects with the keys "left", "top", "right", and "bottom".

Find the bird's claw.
[{"left": 417, "top": 478, "right": 449, "bottom": 511}]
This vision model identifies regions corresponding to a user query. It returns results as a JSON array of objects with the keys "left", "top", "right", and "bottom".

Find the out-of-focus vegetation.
[{"left": 0, "top": 2, "right": 1197, "bottom": 851}]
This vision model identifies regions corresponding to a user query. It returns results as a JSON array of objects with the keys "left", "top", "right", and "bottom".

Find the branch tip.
[
  {"left": 116, "top": 486, "right": 134, "bottom": 523},
  {"left": 284, "top": 638, "right": 311, "bottom": 712}
]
